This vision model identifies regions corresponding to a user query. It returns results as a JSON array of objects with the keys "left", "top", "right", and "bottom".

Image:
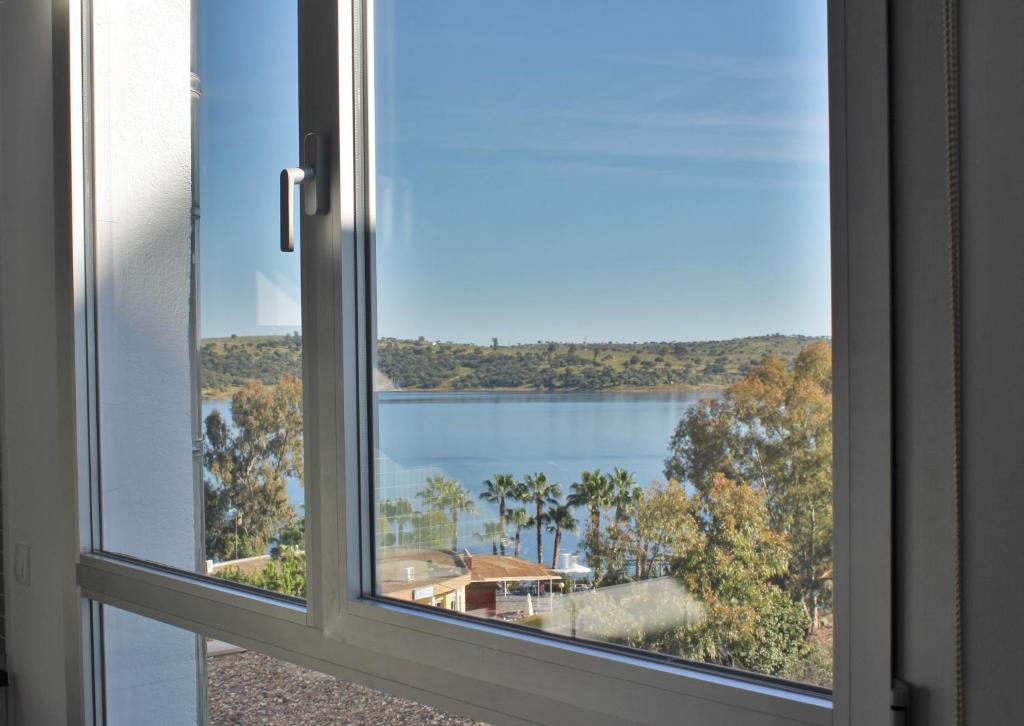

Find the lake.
[{"left": 202, "top": 389, "right": 718, "bottom": 563}]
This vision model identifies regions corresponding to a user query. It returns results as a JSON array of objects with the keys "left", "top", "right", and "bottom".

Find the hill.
[{"left": 201, "top": 334, "right": 826, "bottom": 397}]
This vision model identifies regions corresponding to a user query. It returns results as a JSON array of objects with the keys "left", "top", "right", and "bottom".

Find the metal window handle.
[{"left": 280, "top": 132, "right": 329, "bottom": 252}]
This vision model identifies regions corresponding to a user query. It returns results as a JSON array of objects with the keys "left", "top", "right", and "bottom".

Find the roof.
[
  {"left": 208, "top": 554, "right": 272, "bottom": 577},
  {"left": 469, "top": 555, "right": 562, "bottom": 582}
]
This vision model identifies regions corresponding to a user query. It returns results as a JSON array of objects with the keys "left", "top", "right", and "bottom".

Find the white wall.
[
  {"left": 0, "top": 0, "right": 83, "bottom": 722},
  {"left": 92, "top": 0, "right": 198, "bottom": 570},
  {"left": 91, "top": 0, "right": 200, "bottom": 722}
]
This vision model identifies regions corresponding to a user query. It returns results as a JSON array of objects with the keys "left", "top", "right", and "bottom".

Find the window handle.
[{"left": 280, "top": 132, "right": 329, "bottom": 252}]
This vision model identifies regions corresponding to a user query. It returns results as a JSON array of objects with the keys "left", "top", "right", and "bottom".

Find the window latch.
[
  {"left": 280, "top": 132, "right": 329, "bottom": 252},
  {"left": 891, "top": 678, "right": 911, "bottom": 726}
]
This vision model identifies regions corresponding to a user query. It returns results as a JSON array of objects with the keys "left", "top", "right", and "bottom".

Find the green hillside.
[{"left": 202, "top": 333, "right": 826, "bottom": 397}]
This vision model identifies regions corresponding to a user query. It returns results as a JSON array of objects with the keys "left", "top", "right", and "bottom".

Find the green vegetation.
[
  {"left": 203, "top": 376, "right": 303, "bottom": 562},
  {"left": 201, "top": 333, "right": 302, "bottom": 396},
  {"left": 200, "top": 333, "right": 825, "bottom": 396},
  {"left": 202, "top": 342, "right": 834, "bottom": 687},
  {"left": 215, "top": 550, "right": 306, "bottom": 599}
]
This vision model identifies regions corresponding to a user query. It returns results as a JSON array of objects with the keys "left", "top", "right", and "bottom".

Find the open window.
[{"left": 73, "top": 0, "right": 892, "bottom": 723}]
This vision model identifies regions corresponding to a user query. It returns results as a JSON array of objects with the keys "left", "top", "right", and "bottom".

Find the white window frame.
[{"left": 69, "top": 0, "right": 893, "bottom": 723}]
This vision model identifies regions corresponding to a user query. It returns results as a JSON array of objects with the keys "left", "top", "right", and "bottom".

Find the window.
[
  {"left": 370, "top": 0, "right": 834, "bottom": 689},
  {"left": 73, "top": 0, "right": 893, "bottom": 723},
  {"left": 99, "top": 604, "right": 480, "bottom": 725},
  {"left": 88, "top": 0, "right": 306, "bottom": 597}
]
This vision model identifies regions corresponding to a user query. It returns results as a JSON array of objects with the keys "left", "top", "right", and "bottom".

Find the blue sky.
[{"left": 200, "top": 0, "right": 830, "bottom": 344}]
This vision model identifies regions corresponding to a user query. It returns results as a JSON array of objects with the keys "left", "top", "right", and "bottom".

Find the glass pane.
[
  {"left": 100, "top": 605, "right": 485, "bottom": 725},
  {"left": 370, "top": 0, "right": 833, "bottom": 689},
  {"left": 92, "top": 0, "right": 306, "bottom": 597},
  {"left": 102, "top": 605, "right": 202, "bottom": 726}
]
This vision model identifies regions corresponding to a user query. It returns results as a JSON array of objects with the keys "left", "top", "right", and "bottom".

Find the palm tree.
[
  {"left": 568, "top": 469, "right": 613, "bottom": 579},
  {"left": 546, "top": 504, "right": 578, "bottom": 569},
  {"left": 473, "top": 521, "right": 505, "bottom": 555},
  {"left": 379, "top": 497, "right": 415, "bottom": 545},
  {"left": 479, "top": 474, "right": 517, "bottom": 555},
  {"left": 520, "top": 473, "right": 563, "bottom": 564},
  {"left": 609, "top": 468, "right": 642, "bottom": 523},
  {"left": 507, "top": 507, "right": 531, "bottom": 559},
  {"left": 417, "top": 475, "right": 477, "bottom": 551},
  {"left": 568, "top": 469, "right": 614, "bottom": 535}
]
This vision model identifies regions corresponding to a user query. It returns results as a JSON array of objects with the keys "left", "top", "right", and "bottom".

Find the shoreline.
[{"left": 202, "top": 383, "right": 727, "bottom": 400}]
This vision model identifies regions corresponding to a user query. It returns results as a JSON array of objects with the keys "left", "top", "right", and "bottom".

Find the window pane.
[
  {"left": 102, "top": 605, "right": 202, "bottom": 726},
  {"left": 370, "top": 0, "right": 832, "bottom": 688},
  {"left": 100, "top": 605, "right": 485, "bottom": 725},
  {"left": 91, "top": 0, "right": 306, "bottom": 597}
]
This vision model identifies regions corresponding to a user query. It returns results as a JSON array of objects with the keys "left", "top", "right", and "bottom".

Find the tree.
[
  {"left": 417, "top": 475, "right": 476, "bottom": 551},
  {"left": 204, "top": 376, "right": 303, "bottom": 561},
  {"left": 270, "top": 520, "right": 305, "bottom": 559},
  {"left": 673, "top": 474, "right": 809, "bottom": 675},
  {"left": 507, "top": 507, "right": 531, "bottom": 559},
  {"left": 380, "top": 498, "right": 415, "bottom": 546},
  {"left": 609, "top": 467, "right": 642, "bottom": 523},
  {"left": 546, "top": 504, "right": 578, "bottom": 569},
  {"left": 405, "top": 510, "right": 452, "bottom": 550},
  {"left": 568, "top": 469, "right": 613, "bottom": 581},
  {"left": 665, "top": 343, "right": 833, "bottom": 630},
  {"left": 474, "top": 521, "right": 505, "bottom": 555},
  {"left": 479, "top": 474, "right": 518, "bottom": 555},
  {"left": 630, "top": 481, "right": 692, "bottom": 580},
  {"left": 520, "top": 473, "right": 562, "bottom": 564}
]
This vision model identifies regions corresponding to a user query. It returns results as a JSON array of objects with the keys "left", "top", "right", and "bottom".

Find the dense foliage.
[
  {"left": 215, "top": 550, "right": 306, "bottom": 599},
  {"left": 200, "top": 333, "right": 825, "bottom": 395},
  {"left": 202, "top": 333, "right": 302, "bottom": 395},
  {"left": 665, "top": 341, "right": 833, "bottom": 629}
]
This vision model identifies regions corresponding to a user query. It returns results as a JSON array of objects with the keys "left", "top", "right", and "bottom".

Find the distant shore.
[
  {"left": 202, "top": 382, "right": 727, "bottom": 400},
  {"left": 201, "top": 334, "right": 823, "bottom": 400}
]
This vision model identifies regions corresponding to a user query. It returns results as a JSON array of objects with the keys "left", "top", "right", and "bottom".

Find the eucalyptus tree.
[
  {"left": 665, "top": 342, "right": 834, "bottom": 630},
  {"left": 546, "top": 504, "right": 579, "bottom": 569},
  {"left": 417, "top": 475, "right": 477, "bottom": 551},
  {"left": 479, "top": 473, "right": 518, "bottom": 555},
  {"left": 520, "top": 473, "right": 563, "bottom": 564},
  {"left": 204, "top": 376, "right": 303, "bottom": 561}
]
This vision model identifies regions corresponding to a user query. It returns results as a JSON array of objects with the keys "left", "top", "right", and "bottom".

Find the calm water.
[{"left": 203, "top": 390, "right": 718, "bottom": 562}]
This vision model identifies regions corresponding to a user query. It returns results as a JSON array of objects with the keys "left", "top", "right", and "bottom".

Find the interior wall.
[
  {"left": 90, "top": 0, "right": 201, "bottom": 715},
  {"left": 0, "top": 1, "right": 81, "bottom": 724}
]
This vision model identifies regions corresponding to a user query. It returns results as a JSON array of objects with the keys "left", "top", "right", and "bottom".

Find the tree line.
[{"left": 199, "top": 333, "right": 824, "bottom": 395}]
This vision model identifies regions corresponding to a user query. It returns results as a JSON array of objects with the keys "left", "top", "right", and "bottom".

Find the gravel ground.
[{"left": 207, "top": 651, "right": 486, "bottom": 725}]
